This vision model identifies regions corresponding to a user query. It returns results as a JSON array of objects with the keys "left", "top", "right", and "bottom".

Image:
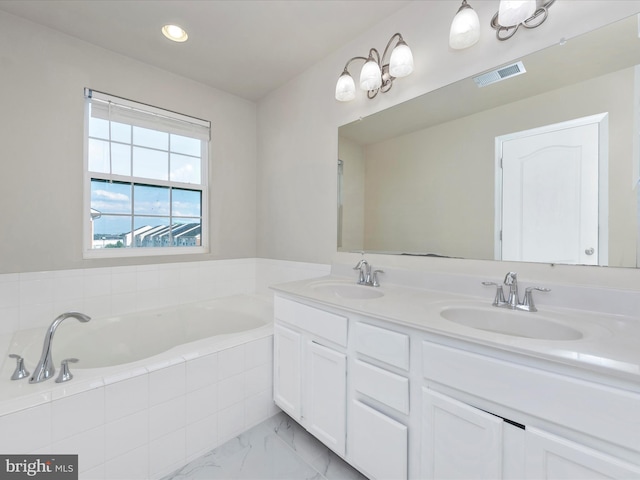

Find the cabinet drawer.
[
  {"left": 350, "top": 400, "right": 408, "bottom": 480},
  {"left": 275, "top": 296, "right": 347, "bottom": 346},
  {"left": 355, "top": 322, "right": 409, "bottom": 370},
  {"left": 353, "top": 360, "right": 409, "bottom": 414},
  {"left": 422, "top": 341, "right": 640, "bottom": 453}
]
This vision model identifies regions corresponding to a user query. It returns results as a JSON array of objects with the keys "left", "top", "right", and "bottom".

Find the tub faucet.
[{"left": 29, "top": 312, "right": 91, "bottom": 384}]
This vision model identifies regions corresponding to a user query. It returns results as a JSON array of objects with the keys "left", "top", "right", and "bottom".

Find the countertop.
[{"left": 271, "top": 275, "right": 640, "bottom": 388}]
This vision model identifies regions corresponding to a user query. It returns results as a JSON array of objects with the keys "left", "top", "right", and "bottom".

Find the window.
[{"left": 83, "top": 89, "right": 210, "bottom": 257}]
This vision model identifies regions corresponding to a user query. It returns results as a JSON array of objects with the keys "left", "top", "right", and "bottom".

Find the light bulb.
[
  {"left": 449, "top": 2, "right": 480, "bottom": 49},
  {"left": 389, "top": 42, "right": 414, "bottom": 78},
  {"left": 360, "top": 59, "right": 382, "bottom": 91},
  {"left": 162, "top": 24, "right": 188, "bottom": 42},
  {"left": 335, "top": 72, "right": 356, "bottom": 102},
  {"left": 498, "top": 0, "right": 536, "bottom": 26}
]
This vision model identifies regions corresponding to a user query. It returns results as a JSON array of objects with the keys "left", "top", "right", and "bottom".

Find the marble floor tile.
[{"left": 162, "top": 413, "right": 368, "bottom": 480}]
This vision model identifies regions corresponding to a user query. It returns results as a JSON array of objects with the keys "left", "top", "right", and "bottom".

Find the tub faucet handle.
[
  {"left": 8, "top": 354, "right": 30, "bottom": 381},
  {"left": 55, "top": 358, "right": 78, "bottom": 383}
]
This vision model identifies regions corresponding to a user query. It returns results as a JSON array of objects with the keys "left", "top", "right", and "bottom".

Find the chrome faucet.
[
  {"left": 482, "top": 272, "right": 550, "bottom": 312},
  {"left": 353, "top": 259, "right": 384, "bottom": 287},
  {"left": 29, "top": 312, "right": 90, "bottom": 384}
]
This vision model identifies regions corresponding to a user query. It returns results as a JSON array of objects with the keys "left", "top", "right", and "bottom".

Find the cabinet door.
[
  {"left": 350, "top": 400, "right": 408, "bottom": 480},
  {"left": 306, "top": 340, "right": 347, "bottom": 456},
  {"left": 273, "top": 323, "right": 302, "bottom": 420},
  {"left": 422, "top": 388, "right": 503, "bottom": 479},
  {"left": 525, "top": 427, "right": 640, "bottom": 479}
]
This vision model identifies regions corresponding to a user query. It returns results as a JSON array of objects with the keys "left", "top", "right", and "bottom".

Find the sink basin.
[
  {"left": 311, "top": 282, "right": 384, "bottom": 299},
  {"left": 440, "top": 306, "right": 583, "bottom": 341}
]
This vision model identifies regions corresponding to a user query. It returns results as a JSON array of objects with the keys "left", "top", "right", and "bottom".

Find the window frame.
[{"left": 83, "top": 89, "right": 210, "bottom": 259}]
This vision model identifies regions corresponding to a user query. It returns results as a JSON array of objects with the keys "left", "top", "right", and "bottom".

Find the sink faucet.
[
  {"left": 482, "top": 272, "right": 550, "bottom": 312},
  {"left": 353, "top": 259, "right": 384, "bottom": 287},
  {"left": 504, "top": 271, "right": 519, "bottom": 308},
  {"left": 29, "top": 312, "right": 91, "bottom": 384}
]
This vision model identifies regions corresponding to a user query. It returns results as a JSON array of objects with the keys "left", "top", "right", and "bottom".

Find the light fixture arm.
[
  {"left": 491, "top": 0, "right": 555, "bottom": 41},
  {"left": 335, "top": 32, "right": 413, "bottom": 102}
]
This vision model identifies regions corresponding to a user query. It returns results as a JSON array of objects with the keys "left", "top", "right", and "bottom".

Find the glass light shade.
[
  {"left": 498, "top": 0, "right": 536, "bottom": 26},
  {"left": 449, "top": 5, "right": 480, "bottom": 49},
  {"left": 335, "top": 72, "right": 356, "bottom": 102},
  {"left": 389, "top": 43, "right": 414, "bottom": 78},
  {"left": 360, "top": 60, "right": 382, "bottom": 91}
]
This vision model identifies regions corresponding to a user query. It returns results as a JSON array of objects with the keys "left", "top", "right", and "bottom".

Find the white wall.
[
  {"left": 256, "top": 1, "right": 640, "bottom": 288},
  {"left": 0, "top": 11, "right": 258, "bottom": 274}
]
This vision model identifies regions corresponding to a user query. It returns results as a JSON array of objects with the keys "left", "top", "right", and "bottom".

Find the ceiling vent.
[{"left": 473, "top": 61, "right": 526, "bottom": 87}]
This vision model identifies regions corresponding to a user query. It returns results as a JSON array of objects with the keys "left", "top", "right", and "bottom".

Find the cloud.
[{"left": 93, "top": 189, "right": 129, "bottom": 202}]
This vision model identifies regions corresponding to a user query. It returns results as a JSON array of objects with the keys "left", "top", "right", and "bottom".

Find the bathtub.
[{"left": 0, "top": 294, "right": 277, "bottom": 480}]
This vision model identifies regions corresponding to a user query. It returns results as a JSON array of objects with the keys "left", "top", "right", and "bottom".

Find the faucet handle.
[
  {"left": 55, "top": 358, "right": 79, "bottom": 383},
  {"left": 372, "top": 270, "right": 384, "bottom": 287},
  {"left": 521, "top": 287, "right": 551, "bottom": 312},
  {"left": 482, "top": 281, "right": 506, "bottom": 306},
  {"left": 8, "top": 354, "right": 30, "bottom": 381}
]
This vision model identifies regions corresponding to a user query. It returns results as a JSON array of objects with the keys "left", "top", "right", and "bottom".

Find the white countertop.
[{"left": 271, "top": 275, "right": 640, "bottom": 388}]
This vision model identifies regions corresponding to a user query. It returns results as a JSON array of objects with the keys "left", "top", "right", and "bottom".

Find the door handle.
[{"left": 585, "top": 247, "right": 595, "bottom": 255}]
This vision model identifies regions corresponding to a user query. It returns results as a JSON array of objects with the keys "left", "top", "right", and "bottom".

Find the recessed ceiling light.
[{"left": 162, "top": 24, "right": 188, "bottom": 43}]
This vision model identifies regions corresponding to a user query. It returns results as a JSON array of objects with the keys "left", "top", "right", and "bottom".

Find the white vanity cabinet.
[
  {"left": 273, "top": 296, "right": 348, "bottom": 456},
  {"left": 421, "top": 340, "right": 640, "bottom": 480},
  {"left": 348, "top": 320, "right": 410, "bottom": 480}
]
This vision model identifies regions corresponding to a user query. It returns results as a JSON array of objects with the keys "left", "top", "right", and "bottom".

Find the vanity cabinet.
[
  {"left": 421, "top": 340, "right": 640, "bottom": 480},
  {"left": 273, "top": 297, "right": 347, "bottom": 456},
  {"left": 349, "top": 320, "right": 410, "bottom": 480}
]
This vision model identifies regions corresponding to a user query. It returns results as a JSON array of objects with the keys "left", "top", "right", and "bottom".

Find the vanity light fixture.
[
  {"left": 162, "top": 24, "right": 188, "bottom": 42},
  {"left": 335, "top": 33, "right": 414, "bottom": 102},
  {"left": 449, "top": 0, "right": 480, "bottom": 50},
  {"left": 491, "top": 0, "right": 555, "bottom": 41}
]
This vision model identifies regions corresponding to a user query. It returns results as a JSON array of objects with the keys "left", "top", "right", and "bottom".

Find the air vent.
[{"left": 473, "top": 61, "right": 526, "bottom": 87}]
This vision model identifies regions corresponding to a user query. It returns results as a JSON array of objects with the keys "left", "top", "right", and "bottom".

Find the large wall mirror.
[{"left": 338, "top": 14, "right": 640, "bottom": 268}]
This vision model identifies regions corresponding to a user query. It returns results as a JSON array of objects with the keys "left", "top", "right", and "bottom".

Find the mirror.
[{"left": 338, "top": 15, "right": 640, "bottom": 267}]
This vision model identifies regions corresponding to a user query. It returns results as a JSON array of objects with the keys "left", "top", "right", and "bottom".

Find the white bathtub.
[{"left": 0, "top": 294, "right": 277, "bottom": 479}]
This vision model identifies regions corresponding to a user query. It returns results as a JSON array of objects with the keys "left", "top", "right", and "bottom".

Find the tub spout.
[{"left": 29, "top": 312, "right": 91, "bottom": 384}]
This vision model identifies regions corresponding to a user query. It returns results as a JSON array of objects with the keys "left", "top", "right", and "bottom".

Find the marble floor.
[{"left": 162, "top": 412, "right": 368, "bottom": 480}]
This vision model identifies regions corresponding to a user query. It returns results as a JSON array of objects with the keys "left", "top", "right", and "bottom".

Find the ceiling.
[{"left": 0, "top": 0, "right": 411, "bottom": 101}]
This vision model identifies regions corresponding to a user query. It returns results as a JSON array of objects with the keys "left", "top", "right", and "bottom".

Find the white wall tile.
[
  {"left": 244, "top": 363, "right": 272, "bottom": 398},
  {"left": 0, "top": 306, "right": 19, "bottom": 336},
  {"left": 104, "top": 444, "right": 149, "bottom": 480},
  {"left": 149, "top": 428, "right": 186, "bottom": 479},
  {"left": 185, "top": 352, "right": 218, "bottom": 392},
  {"left": 245, "top": 336, "right": 273, "bottom": 369},
  {"left": 50, "top": 424, "right": 105, "bottom": 473},
  {"left": 105, "top": 375, "right": 149, "bottom": 422},
  {"left": 51, "top": 388, "right": 105, "bottom": 442},
  {"left": 217, "top": 402, "right": 245, "bottom": 445},
  {"left": 186, "top": 383, "right": 218, "bottom": 425},
  {"left": 244, "top": 390, "right": 274, "bottom": 429},
  {"left": 0, "top": 276, "right": 20, "bottom": 309},
  {"left": 149, "top": 396, "right": 185, "bottom": 441},
  {"left": 83, "top": 269, "right": 112, "bottom": 299},
  {"left": 149, "top": 362, "right": 185, "bottom": 406},
  {"left": 20, "top": 272, "right": 54, "bottom": 306},
  {"left": 218, "top": 344, "right": 245, "bottom": 380},
  {"left": 19, "top": 302, "right": 54, "bottom": 330},
  {"left": 0, "top": 403, "right": 52, "bottom": 453},
  {"left": 105, "top": 410, "right": 149, "bottom": 460},
  {"left": 218, "top": 374, "right": 245, "bottom": 411},
  {"left": 185, "top": 413, "right": 218, "bottom": 461}
]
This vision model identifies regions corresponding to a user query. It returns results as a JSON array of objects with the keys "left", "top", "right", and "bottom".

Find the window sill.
[{"left": 83, "top": 245, "right": 208, "bottom": 259}]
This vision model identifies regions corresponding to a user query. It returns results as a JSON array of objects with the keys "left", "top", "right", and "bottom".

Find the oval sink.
[
  {"left": 440, "top": 307, "right": 583, "bottom": 341},
  {"left": 311, "top": 283, "right": 384, "bottom": 299}
]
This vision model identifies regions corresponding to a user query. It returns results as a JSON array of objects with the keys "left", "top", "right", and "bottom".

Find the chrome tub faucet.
[{"left": 29, "top": 312, "right": 90, "bottom": 384}]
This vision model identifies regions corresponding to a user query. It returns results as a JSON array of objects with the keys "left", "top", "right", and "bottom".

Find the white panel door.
[
  {"left": 350, "top": 399, "right": 408, "bottom": 480},
  {"left": 305, "top": 340, "right": 347, "bottom": 456},
  {"left": 273, "top": 323, "right": 302, "bottom": 420},
  {"left": 525, "top": 427, "right": 640, "bottom": 479},
  {"left": 422, "top": 388, "right": 503, "bottom": 480},
  {"left": 500, "top": 118, "right": 603, "bottom": 265}
]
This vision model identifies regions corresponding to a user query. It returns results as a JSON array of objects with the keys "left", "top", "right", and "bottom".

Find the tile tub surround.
[
  {"left": 162, "top": 412, "right": 367, "bottom": 480},
  {"left": 0, "top": 333, "right": 278, "bottom": 479}
]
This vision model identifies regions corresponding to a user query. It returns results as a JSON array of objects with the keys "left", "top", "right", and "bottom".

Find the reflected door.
[{"left": 498, "top": 115, "right": 606, "bottom": 265}]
